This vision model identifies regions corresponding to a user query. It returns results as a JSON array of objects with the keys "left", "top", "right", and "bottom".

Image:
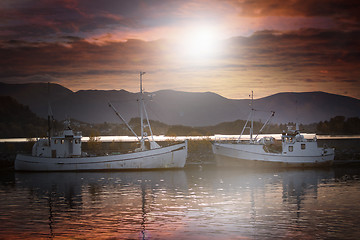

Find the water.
[{"left": 1, "top": 166, "right": 360, "bottom": 239}]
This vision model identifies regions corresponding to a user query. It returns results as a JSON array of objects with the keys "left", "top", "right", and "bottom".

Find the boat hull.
[
  {"left": 15, "top": 142, "right": 187, "bottom": 171},
  {"left": 212, "top": 142, "right": 334, "bottom": 168}
]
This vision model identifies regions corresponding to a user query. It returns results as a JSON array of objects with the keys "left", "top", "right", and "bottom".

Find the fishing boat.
[
  {"left": 212, "top": 92, "right": 334, "bottom": 167},
  {"left": 15, "top": 73, "right": 188, "bottom": 171}
]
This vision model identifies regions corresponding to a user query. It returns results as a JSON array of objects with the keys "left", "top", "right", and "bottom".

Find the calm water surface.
[{"left": 1, "top": 165, "right": 360, "bottom": 239}]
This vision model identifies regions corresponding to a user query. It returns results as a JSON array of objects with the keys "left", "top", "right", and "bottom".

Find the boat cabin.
[
  {"left": 281, "top": 130, "right": 319, "bottom": 156},
  {"left": 32, "top": 123, "right": 82, "bottom": 158}
]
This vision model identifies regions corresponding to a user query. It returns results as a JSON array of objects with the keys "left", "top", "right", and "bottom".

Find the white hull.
[
  {"left": 212, "top": 142, "right": 334, "bottom": 167},
  {"left": 15, "top": 142, "right": 187, "bottom": 171}
]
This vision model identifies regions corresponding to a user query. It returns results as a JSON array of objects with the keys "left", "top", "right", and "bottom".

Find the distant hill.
[
  {"left": 0, "top": 96, "right": 47, "bottom": 138},
  {"left": 0, "top": 82, "right": 72, "bottom": 120},
  {"left": 1, "top": 82, "right": 359, "bottom": 126},
  {"left": 255, "top": 91, "right": 360, "bottom": 124}
]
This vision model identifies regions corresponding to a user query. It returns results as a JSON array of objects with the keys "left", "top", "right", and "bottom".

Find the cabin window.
[
  {"left": 61, "top": 139, "right": 64, "bottom": 144},
  {"left": 75, "top": 139, "right": 79, "bottom": 144},
  {"left": 54, "top": 139, "right": 58, "bottom": 144},
  {"left": 301, "top": 144, "right": 306, "bottom": 150},
  {"left": 288, "top": 146, "right": 293, "bottom": 152}
]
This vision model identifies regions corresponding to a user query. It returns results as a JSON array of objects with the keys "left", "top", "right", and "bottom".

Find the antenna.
[
  {"left": 295, "top": 99, "right": 299, "bottom": 131},
  {"left": 140, "top": 71, "right": 146, "bottom": 94}
]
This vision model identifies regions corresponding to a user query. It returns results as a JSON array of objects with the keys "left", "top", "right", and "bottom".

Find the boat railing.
[
  {"left": 214, "top": 135, "right": 239, "bottom": 142},
  {"left": 74, "top": 131, "right": 82, "bottom": 136},
  {"left": 53, "top": 131, "right": 82, "bottom": 137}
]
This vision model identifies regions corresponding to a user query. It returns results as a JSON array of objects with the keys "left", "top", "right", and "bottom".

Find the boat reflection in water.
[
  {"left": 14, "top": 170, "right": 188, "bottom": 239},
  {"left": 1, "top": 166, "right": 359, "bottom": 239}
]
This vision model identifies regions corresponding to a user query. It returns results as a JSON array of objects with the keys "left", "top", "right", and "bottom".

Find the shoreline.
[{"left": 1, "top": 138, "right": 359, "bottom": 170}]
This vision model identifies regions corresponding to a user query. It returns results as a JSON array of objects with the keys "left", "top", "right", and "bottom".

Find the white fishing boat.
[
  {"left": 15, "top": 73, "right": 188, "bottom": 171},
  {"left": 212, "top": 92, "right": 334, "bottom": 167}
]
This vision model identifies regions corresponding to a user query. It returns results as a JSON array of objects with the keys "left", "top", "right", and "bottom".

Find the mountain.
[
  {"left": 0, "top": 96, "right": 47, "bottom": 137},
  {"left": 256, "top": 92, "right": 360, "bottom": 124},
  {"left": 0, "top": 82, "right": 72, "bottom": 119},
  {"left": 1, "top": 82, "right": 359, "bottom": 126}
]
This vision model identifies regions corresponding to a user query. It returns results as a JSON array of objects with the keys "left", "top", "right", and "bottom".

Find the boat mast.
[
  {"left": 138, "top": 72, "right": 159, "bottom": 150},
  {"left": 47, "top": 82, "right": 54, "bottom": 145},
  {"left": 250, "top": 91, "right": 254, "bottom": 143},
  {"left": 237, "top": 91, "right": 254, "bottom": 143},
  {"left": 295, "top": 99, "right": 299, "bottom": 132},
  {"left": 139, "top": 72, "right": 145, "bottom": 150},
  {"left": 109, "top": 72, "right": 158, "bottom": 150},
  {"left": 139, "top": 71, "right": 149, "bottom": 150}
]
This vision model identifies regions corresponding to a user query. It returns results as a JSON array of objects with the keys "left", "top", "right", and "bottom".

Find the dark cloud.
[
  {"left": 226, "top": 29, "right": 360, "bottom": 66},
  {"left": 342, "top": 79, "right": 358, "bottom": 83},
  {"left": 1, "top": 28, "right": 358, "bottom": 85},
  {"left": 0, "top": 0, "right": 223, "bottom": 43},
  {"left": 0, "top": 0, "right": 148, "bottom": 41},
  {"left": 2, "top": 0, "right": 359, "bottom": 44},
  {"left": 227, "top": 0, "right": 359, "bottom": 17},
  {"left": 0, "top": 38, "right": 170, "bottom": 80},
  {"left": 227, "top": 0, "right": 360, "bottom": 30}
]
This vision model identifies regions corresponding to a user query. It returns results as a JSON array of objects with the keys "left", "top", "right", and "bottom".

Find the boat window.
[
  {"left": 301, "top": 144, "right": 306, "bottom": 150},
  {"left": 61, "top": 139, "right": 64, "bottom": 144},
  {"left": 54, "top": 139, "right": 58, "bottom": 144},
  {"left": 288, "top": 146, "right": 293, "bottom": 152}
]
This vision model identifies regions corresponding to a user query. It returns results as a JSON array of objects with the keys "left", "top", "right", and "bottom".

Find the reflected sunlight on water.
[
  {"left": 1, "top": 134, "right": 360, "bottom": 143},
  {"left": 0, "top": 166, "right": 360, "bottom": 239}
]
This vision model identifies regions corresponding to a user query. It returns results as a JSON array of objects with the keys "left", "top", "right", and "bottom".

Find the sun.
[{"left": 177, "top": 25, "right": 221, "bottom": 59}]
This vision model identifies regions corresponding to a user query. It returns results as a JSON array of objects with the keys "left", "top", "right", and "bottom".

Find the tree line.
[{"left": 316, "top": 116, "right": 360, "bottom": 135}]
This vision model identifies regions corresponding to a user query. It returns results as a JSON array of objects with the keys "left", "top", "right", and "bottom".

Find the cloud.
[
  {"left": 226, "top": 0, "right": 360, "bottom": 31},
  {"left": 0, "top": 28, "right": 359, "bottom": 99},
  {"left": 226, "top": 0, "right": 359, "bottom": 17},
  {"left": 0, "top": 0, "right": 145, "bottom": 42},
  {"left": 0, "top": 1, "right": 359, "bottom": 99},
  {"left": 1, "top": 0, "right": 359, "bottom": 45}
]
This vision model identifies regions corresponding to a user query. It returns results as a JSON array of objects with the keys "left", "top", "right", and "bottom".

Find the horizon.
[
  {"left": 2, "top": 81, "right": 360, "bottom": 101},
  {"left": 1, "top": 1, "right": 359, "bottom": 99}
]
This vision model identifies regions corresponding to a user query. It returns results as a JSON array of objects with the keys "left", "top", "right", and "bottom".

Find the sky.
[{"left": 0, "top": 0, "right": 359, "bottom": 99}]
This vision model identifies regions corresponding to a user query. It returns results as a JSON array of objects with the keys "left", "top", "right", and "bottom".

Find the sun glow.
[{"left": 177, "top": 25, "right": 222, "bottom": 59}]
